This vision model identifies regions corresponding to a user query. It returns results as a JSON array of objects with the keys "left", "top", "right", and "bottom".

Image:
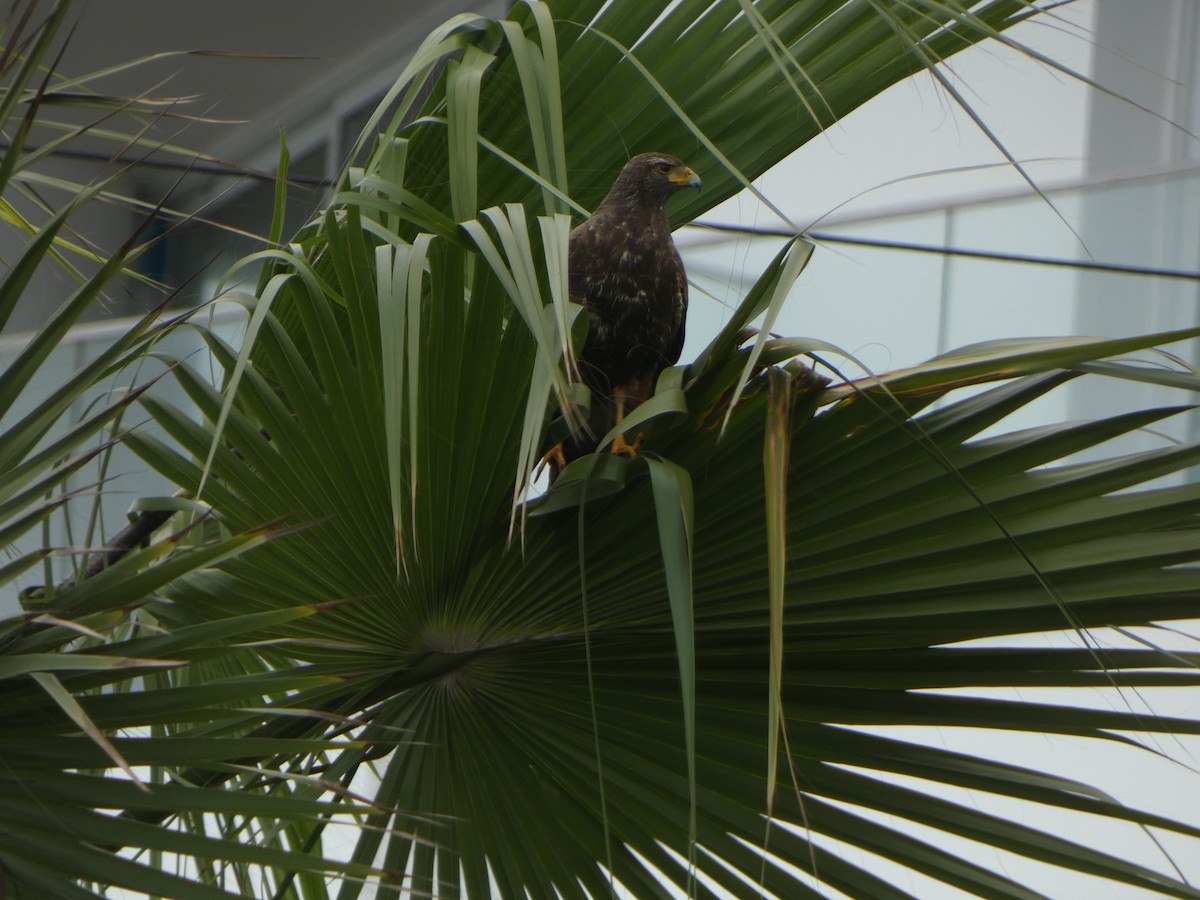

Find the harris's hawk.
[{"left": 549, "top": 152, "right": 701, "bottom": 480}]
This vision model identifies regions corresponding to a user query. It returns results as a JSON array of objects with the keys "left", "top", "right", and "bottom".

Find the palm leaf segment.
[
  {"left": 0, "top": 4, "right": 393, "bottom": 896},
  {"left": 15, "top": 0, "right": 1200, "bottom": 896}
]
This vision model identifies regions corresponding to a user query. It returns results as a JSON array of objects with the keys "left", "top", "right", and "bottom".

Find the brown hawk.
[{"left": 549, "top": 152, "right": 700, "bottom": 480}]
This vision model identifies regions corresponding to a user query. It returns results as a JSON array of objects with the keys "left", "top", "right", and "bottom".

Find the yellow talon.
[
  {"left": 543, "top": 443, "right": 567, "bottom": 469},
  {"left": 610, "top": 432, "right": 644, "bottom": 458},
  {"left": 538, "top": 443, "right": 568, "bottom": 484}
]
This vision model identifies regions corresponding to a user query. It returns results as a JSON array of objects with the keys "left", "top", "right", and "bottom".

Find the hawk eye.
[{"left": 655, "top": 162, "right": 672, "bottom": 174}]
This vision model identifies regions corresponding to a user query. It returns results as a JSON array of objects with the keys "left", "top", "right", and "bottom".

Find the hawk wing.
[{"left": 568, "top": 209, "right": 688, "bottom": 409}]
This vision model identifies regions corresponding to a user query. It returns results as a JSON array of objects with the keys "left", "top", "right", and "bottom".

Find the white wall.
[{"left": 679, "top": 2, "right": 1100, "bottom": 377}]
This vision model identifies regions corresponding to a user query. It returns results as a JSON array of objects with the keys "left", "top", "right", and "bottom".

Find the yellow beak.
[{"left": 670, "top": 166, "right": 702, "bottom": 189}]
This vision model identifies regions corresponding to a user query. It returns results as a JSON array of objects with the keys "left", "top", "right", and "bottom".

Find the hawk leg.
[
  {"left": 543, "top": 442, "right": 567, "bottom": 469},
  {"left": 610, "top": 381, "right": 649, "bottom": 459},
  {"left": 611, "top": 431, "right": 644, "bottom": 458},
  {"left": 540, "top": 442, "right": 568, "bottom": 485}
]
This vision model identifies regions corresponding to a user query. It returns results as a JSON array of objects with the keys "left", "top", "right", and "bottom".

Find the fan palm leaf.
[
  {"left": 0, "top": 4, "right": 391, "bottom": 895},
  {"left": 7, "top": 1, "right": 1200, "bottom": 898}
]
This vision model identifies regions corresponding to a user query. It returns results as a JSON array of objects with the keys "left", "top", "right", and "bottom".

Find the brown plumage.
[{"left": 550, "top": 152, "right": 700, "bottom": 479}]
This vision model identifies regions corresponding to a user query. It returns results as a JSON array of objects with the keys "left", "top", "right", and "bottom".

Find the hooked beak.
[{"left": 670, "top": 165, "right": 702, "bottom": 190}]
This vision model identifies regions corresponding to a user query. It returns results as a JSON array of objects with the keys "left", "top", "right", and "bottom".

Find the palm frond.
[{"left": 8, "top": 1, "right": 1200, "bottom": 897}]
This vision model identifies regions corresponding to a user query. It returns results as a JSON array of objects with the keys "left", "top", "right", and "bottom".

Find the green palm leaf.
[
  {"left": 7, "top": 1, "right": 1200, "bottom": 897},
  {"left": 0, "top": 4, "right": 395, "bottom": 895}
]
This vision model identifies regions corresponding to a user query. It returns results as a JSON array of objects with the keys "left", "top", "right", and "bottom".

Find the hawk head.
[{"left": 608, "top": 152, "right": 702, "bottom": 208}]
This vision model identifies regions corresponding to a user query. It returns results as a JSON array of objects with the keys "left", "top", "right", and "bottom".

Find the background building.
[{"left": 680, "top": 0, "right": 1200, "bottom": 446}]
